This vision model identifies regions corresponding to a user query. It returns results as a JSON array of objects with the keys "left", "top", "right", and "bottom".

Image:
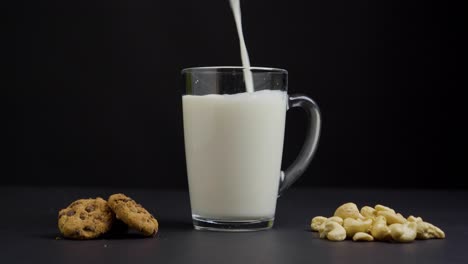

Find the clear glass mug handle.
[{"left": 279, "top": 94, "right": 321, "bottom": 197}]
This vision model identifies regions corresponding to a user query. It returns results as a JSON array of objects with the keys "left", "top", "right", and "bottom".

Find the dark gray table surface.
[{"left": 1, "top": 186, "right": 467, "bottom": 264}]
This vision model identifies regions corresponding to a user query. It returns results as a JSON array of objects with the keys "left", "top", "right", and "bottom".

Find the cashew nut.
[
  {"left": 327, "top": 216, "right": 344, "bottom": 226},
  {"left": 360, "top": 206, "right": 377, "bottom": 219},
  {"left": 311, "top": 203, "right": 445, "bottom": 243},
  {"left": 406, "top": 215, "right": 444, "bottom": 238},
  {"left": 317, "top": 216, "right": 344, "bottom": 233},
  {"left": 312, "top": 216, "right": 344, "bottom": 232},
  {"left": 319, "top": 221, "right": 346, "bottom": 241},
  {"left": 334, "top": 202, "right": 364, "bottom": 219},
  {"left": 416, "top": 221, "right": 445, "bottom": 239},
  {"left": 353, "top": 232, "right": 374, "bottom": 242},
  {"left": 377, "top": 211, "right": 407, "bottom": 225},
  {"left": 311, "top": 216, "right": 327, "bottom": 232},
  {"left": 370, "top": 215, "right": 391, "bottom": 241},
  {"left": 375, "top": 204, "right": 396, "bottom": 214},
  {"left": 389, "top": 222, "right": 417, "bottom": 243},
  {"left": 407, "top": 215, "right": 423, "bottom": 223},
  {"left": 343, "top": 218, "right": 373, "bottom": 237}
]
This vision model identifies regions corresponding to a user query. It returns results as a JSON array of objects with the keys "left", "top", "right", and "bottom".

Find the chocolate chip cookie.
[
  {"left": 58, "top": 197, "right": 114, "bottom": 239},
  {"left": 108, "top": 193, "right": 158, "bottom": 236}
]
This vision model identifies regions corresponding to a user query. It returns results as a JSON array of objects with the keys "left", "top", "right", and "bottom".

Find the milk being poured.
[{"left": 229, "top": 0, "right": 254, "bottom": 93}]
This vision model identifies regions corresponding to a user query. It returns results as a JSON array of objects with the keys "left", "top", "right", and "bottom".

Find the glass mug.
[{"left": 182, "top": 67, "right": 321, "bottom": 231}]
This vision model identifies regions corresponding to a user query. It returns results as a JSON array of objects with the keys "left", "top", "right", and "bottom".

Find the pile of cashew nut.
[{"left": 311, "top": 202, "right": 445, "bottom": 242}]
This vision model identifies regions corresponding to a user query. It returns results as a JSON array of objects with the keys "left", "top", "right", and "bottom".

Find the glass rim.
[{"left": 181, "top": 66, "right": 287, "bottom": 74}]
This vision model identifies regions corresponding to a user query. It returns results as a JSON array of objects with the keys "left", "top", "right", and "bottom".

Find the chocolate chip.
[
  {"left": 84, "top": 226, "right": 95, "bottom": 232},
  {"left": 58, "top": 211, "right": 66, "bottom": 219},
  {"left": 67, "top": 210, "right": 76, "bottom": 216},
  {"left": 80, "top": 213, "right": 86, "bottom": 220},
  {"left": 85, "top": 205, "right": 95, "bottom": 212},
  {"left": 118, "top": 198, "right": 132, "bottom": 203}
]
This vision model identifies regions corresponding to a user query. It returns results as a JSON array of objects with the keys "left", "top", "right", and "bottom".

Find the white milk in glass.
[{"left": 183, "top": 90, "right": 287, "bottom": 219}]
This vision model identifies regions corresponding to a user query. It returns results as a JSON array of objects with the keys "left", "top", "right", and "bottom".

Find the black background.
[{"left": 5, "top": 0, "right": 466, "bottom": 189}]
